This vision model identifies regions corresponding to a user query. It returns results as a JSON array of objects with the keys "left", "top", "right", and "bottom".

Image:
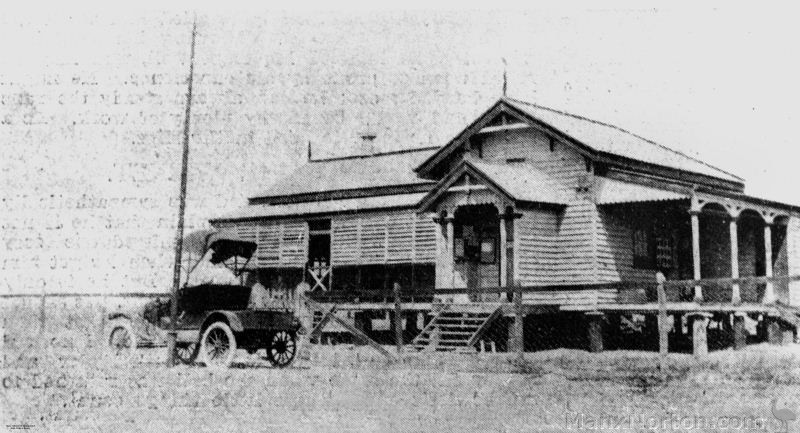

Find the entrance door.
[
  {"left": 307, "top": 219, "right": 331, "bottom": 291},
  {"left": 453, "top": 205, "right": 500, "bottom": 302}
]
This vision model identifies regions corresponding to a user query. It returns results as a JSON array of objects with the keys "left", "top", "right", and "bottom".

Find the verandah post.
[
  {"left": 656, "top": 272, "right": 668, "bottom": 356},
  {"left": 729, "top": 216, "right": 741, "bottom": 304},
  {"left": 689, "top": 208, "right": 703, "bottom": 302},
  {"left": 762, "top": 221, "right": 776, "bottom": 304},
  {"left": 393, "top": 282, "right": 403, "bottom": 355}
]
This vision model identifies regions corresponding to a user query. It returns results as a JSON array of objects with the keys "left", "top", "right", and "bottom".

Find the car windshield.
[
  {"left": 183, "top": 232, "right": 256, "bottom": 287},
  {"left": 186, "top": 259, "right": 240, "bottom": 286}
]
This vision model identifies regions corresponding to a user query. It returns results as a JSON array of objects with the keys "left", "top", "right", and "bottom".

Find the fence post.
[
  {"left": 99, "top": 295, "right": 107, "bottom": 344},
  {"left": 513, "top": 282, "right": 524, "bottom": 362},
  {"left": 39, "top": 286, "right": 46, "bottom": 335},
  {"left": 656, "top": 272, "right": 668, "bottom": 357},
  {"left": 393, "top": 282, "right": 403, "bottom": 355}
]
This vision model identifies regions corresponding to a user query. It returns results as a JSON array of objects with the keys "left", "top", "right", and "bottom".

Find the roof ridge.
[
  {"left": 309, "top": 146, "right": 439, "bottom": 163},
  {"left": 503, "top": 96, "right": 743, "bottom": 181}
]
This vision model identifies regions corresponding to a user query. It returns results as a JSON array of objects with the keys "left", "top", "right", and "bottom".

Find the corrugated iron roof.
[
  {"left": 595, "top": 177, "right": 689, "bottom": 205},
  {"left": 212, "top": 192, "right": 428, "bottom": 222},
  {"left": 469, "top": 160, "right": 571, "bottom": 205},
  {"left": 251, "top": 147, "right": 437, "bottom": 200},
  {"left": 504, "top": 97, "right": 743, "bottom": 184}
]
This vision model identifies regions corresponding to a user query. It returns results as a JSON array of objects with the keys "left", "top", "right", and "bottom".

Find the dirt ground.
[{"left": 2, "top": 330, "right": 800, "bottom": 433}]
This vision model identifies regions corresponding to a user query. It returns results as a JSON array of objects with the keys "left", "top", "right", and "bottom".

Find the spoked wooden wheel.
[
  {"left": 107, "top": 320, "right": 137, "bottom": 358},
  {"left": 200, "top": 322, "right": 237, "bottom": 368},
  {"left": 176, "top": 342, "right": 199, "bottom": 365},
  {"left": 267, "top": 331, "right": 297, "bottom": 368}
]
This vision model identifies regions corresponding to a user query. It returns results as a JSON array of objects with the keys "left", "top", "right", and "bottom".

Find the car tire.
[
  {"left": 266, "top": 330, "right": 297, "bottom": 368},
  {"left": 176, "top": 342, "right": 199, "bottom": 365},
  {"left": 107, "top": 319, "right": 137, "bottom": 360},
  {"left": 200, "top": 322, "right": 237, "bottom": 368}
]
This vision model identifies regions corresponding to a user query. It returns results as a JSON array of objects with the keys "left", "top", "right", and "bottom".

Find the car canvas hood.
[{"left": 206, "top": 229, "right": 257, "bottom": 264}]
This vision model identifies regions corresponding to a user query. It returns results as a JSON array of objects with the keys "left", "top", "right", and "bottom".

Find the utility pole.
[
  {"left": 167, "top": 17, "right": 197, "bottom": 367},
  {"left": 502, "top": 57, "right": 508, "bottom": 97}
]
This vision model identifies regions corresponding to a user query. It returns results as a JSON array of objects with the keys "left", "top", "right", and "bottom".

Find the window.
[
  {"left": 654, "top": 235, "right": 674, "bottom": 270},
  {"left": 632, "top": 228, "right": 651, "bottom": 269},
  {"left": 632, "top": 225, "right": 674, "bottom": 270}
]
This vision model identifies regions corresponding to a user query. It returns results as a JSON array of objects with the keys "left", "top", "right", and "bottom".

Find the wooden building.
[{"left": 211, "top": 97, "right": 800, "bottom": 352}]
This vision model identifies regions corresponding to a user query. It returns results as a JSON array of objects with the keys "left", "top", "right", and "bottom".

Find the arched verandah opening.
[{"left": 695, "top": 198, "right": 790, "bottom": 304}]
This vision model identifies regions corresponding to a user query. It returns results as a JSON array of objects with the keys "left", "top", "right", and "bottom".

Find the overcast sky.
[{"left": 2, "top": 6, "right": 799, "bottom": 293}]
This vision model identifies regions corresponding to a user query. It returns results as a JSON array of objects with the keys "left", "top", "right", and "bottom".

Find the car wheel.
[
  {"left": 107, "top": 320, "right": 137, "bottom": 359},
  {"left": 176, "top": 342, "right": 199, "bottom": 365},
  {"left": 266, "top": 331, "right": 297, "bottom": 368},
  {"left": 200, "top": 322, "right": 237, "bottom": 368}
]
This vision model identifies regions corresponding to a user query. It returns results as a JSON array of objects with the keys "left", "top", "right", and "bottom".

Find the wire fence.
[{"left": 2, "top": 273, "right": 799, "bottom": 369}]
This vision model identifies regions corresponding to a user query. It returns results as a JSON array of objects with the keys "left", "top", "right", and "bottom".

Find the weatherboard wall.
[
  {"left": 213, "top": 209, "right": 437, "bottom": 269},
  {"left": 330, "top": 211, "right": 437, "bottom": 266},
  {"left": 475, "top": 128, "right": 588, "bottom": 196},
  {"left": 514, "top": 201, "right": 599, "bottom": 286},
  {"left": 472, "top": 127, "right": 602, "bottom": 287}
]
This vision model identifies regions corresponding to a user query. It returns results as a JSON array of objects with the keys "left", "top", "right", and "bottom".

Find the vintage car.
[{"left": 107, "top": 231, "right": 302, "bottom": 368}]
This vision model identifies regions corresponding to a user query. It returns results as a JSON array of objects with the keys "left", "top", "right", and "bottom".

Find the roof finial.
[
  {"left": 502, "top": 57, "right": 508, "bottom": 97},
  {"left": 307, "top": 141, "right": 312, "bottom": 161}
]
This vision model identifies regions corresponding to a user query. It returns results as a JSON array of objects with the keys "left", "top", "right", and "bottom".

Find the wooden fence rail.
[{"left": 306, "top": 274, "right": 800, "bottom": 301}]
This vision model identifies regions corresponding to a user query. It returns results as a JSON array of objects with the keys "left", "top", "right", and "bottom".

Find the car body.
[{"left": 107, "top": 231, "right": 302, "bottom": 368}]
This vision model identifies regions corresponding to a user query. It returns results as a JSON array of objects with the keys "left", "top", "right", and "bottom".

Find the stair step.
[
  {"left": 437, "top": 324, "right": 484, "bottom": 329},
  {"left": 437, "top": 327, "right": 481, "bottom": 332},
  {"left": 410, "top": 304, "right": 502, "bottom": 352},
  {"left": 437, "top": 318, "right": 488, "bottom": 323},
  {"left": 440, "top": 312, "right": 493, "bottom": 317},
  {"left": 409, "top": 344, "right": 477, "bottom": 351},
  {"left": 438, "top": 340, "right": 472, "bottom": 346},
  {"left": 438, "top": 322, "right": 482, "bottom": 327},
  {"left": 436, "top": 327, "right": 482, "bottom": 332}
]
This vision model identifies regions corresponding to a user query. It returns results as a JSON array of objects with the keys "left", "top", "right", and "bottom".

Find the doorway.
[
  {"left": 452, "top": 204, "right": 500, "bottom": 301},
  {"left": 307, "top": 219, "right": 331, "bottom": 291}
]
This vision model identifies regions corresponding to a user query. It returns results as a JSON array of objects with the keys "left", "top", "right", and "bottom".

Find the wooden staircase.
[
  {"left": 773, "top": 303, "right": 800, "bottom": 329},
  {"left": 410, "top": 303, "right": 503, "bottom": 353}
]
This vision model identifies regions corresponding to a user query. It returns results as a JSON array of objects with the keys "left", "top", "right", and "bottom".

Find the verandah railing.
[
  {"left": 306, "top": 274, "right": 800, "bottom": 361},
  {"left": 4, "top": 274, "right": 800, "bottom": 363},
  {"left": 307, "top": 274, "right": 800, "bottom": 306},
  {"left": 5, "top": 274, "right": 800, "bottom": 340}
]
